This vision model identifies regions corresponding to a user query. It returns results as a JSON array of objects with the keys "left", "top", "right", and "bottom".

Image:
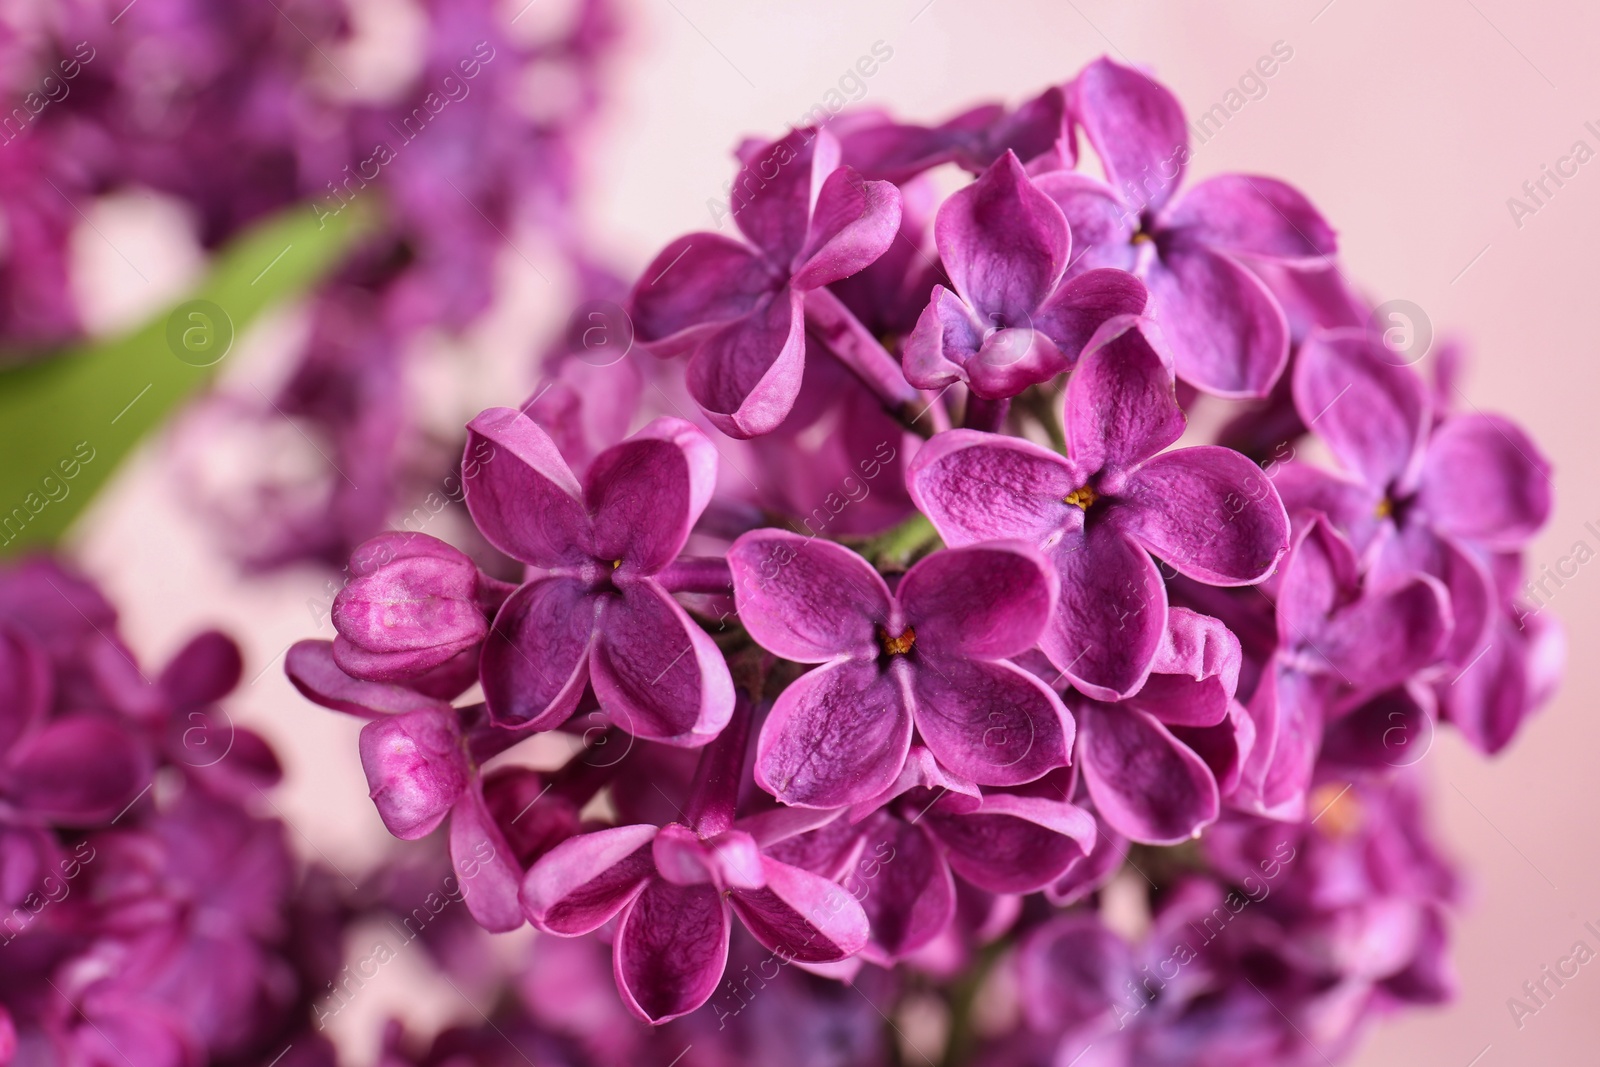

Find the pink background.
[{"left": 67, "top": 1, "right": 1600, "bottom": 1063}]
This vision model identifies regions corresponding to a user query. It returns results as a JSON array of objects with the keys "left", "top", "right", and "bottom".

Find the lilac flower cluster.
[
  {"left": 0, "top": 0, "right": 619, "bottom": 566},
  {"left": 0, "top": 559, "right": 341, "bottom": 1066},
  {"left": 294, "top": 56, "right": 1561, "bottom": 1062}
]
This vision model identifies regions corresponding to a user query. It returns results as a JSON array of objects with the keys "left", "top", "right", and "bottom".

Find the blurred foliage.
[{"left": 0, "top": 201, "right": 373, "bottom": 556}]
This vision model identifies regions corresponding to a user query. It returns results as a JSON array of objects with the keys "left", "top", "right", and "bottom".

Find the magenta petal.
[
  {"left": 898, "top": 543, "right": 1057, "bottom": 659},
  {"left": 1032, "top": 171, "right": 1138, "bottom": 273},
  {"left": 1145, "top": 244, "right": 1289, "bottom": 398},
  {"left": 1292, "top": 329, "right": 1430, "bottom": 491},
  {"left": 157, "top": 630, "right": 241, "bottom": 708},
  {"left": 911, "top": 654, "right": 1071, "bottom": 786},
  {"left": 614, "top": 878, "right": 730, "bottom": 1024},
  {"left": 481, "top": 578, "right": 596, "bottom": 731},
  {"left": 0, "top": 630, "right": 50, "bottom": 752},
  {"left": 907, "top": 429, "right": 1078, "bottom": 547},
  {"left": 755, "top": 659, "right": 914, "bottom": 808},
  {"left": 1378, "top": 526, "right": 1495, "bottom": 667},
  {"left": 936, "top": 150, "right": 1070, "bottom": 321},
  {"left": 1033, "top": 267, "right": 1149, "bottom": 362},
  {"left": 686, "top": 287, "right": 807, "bottom": 438},
  {"left": 1071, "top": 57, "right": 1189, "bottom": 212},
  {"left": 332, "top": 534, "right": 487, "bottom": 680},
  {"left": 1064, "top": 315, "right": 1185, "bottom": 475},
  {"left": 922, "top": 793, "right": 1095, "bottom": 893},
  {"left": 1164, "top": 175, "right": 1337, "bottom": 263},
  {"left": 5, "top": 714, "right": 148, "bottom": 824},
  {"left": 1443, "top": 609, "right": 1563, "bottom": 755},
  {"left": 728, "top": 530, "right": 890, "bottom": 662},
  {"left": 733, "top": 128, "right": 824, "bottom": 265},
  {"left": 357, "top": 708, "right": 469, "bottom": 840},
  {"left": 1236, "top": 665, "right": 1323, "bottom": 819},
  {"left": 284, "top": 639, "right": 453, "bottom": 718},
  {"left": 1418, "top": 414, "right": 1553, "bottom": 548},
  {"left": 791, "top": 166, "right": 902, "bottom": 290},
  {"left": 587, "top": 417, "right": 718, "bottom": 575},
  {"left": 463, "top": 407, "right": 592, "bottom": 566},
  {"left": 1115, "top": 445, "right": 1290, "bottom": 584},
  {"left": 1274, "top": 461, "right": 1383, "bottom": 552},
  {"left": 1018, "top": 914, "right": 1131, "bottom": 1030},
  {"left": 1042, "top": 525, "right": 1167, "bottom": 700},
  {"left": 1321, "top": 685, "right": 1436, "bottom": 770},
  {"left": 729, "top": 855, "right": 870, "bottom": 963},
  {"left": 450, "top": 783, "right": 525, "bottom": 932},
  {"left": 590, "top": 580, "right": 733, "bottom": 747},
  {"left": 628, "top": 233, "right": 773, "bottom": 350},
  {"left": 1077, "top": 703, "right": 1220, "bottom": 844},
  {"left": 902, "top": 284, "right": 987, "bottom": 393},
  {"left": 847, "top": 815, "right": 955, "bottom": 964},
  {"left": 522, "top": 824, "right": 659, "bottom": 935},
  {"left": 1128, "top": 607, "right": 1240, "bottom": 727}
]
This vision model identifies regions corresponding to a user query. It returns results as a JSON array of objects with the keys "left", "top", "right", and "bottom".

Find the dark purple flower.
[
  {"left": 464, "top": 407, "right": 734, "bottom": 743},
  {"left": 902, "top": 151, "right": 1147, "bottom": 401},
  {"left": 727, "top": 533, "right": 1071, "bottom": 807},
  {"left": 629, "top": 128, "right": 903, "bottom": 437},
  {"left": 909, "top": 315, "right": 1290, "bottom": 698}
]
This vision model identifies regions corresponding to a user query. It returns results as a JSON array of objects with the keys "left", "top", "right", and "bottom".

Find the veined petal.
[
  {"left": 755, "top": 659, "right": 914, "bottom": 808},
  {"left": 898, "top": 543, "right": 1057, "bottom": 659},
  {"left": 614, "top": 879, "right": 730, "bottom": 1024},
  {"left": 284, "top": 639, "right": 454, "bottom": 718},
  {"left": 463, "top": 407, "right": 591, "bottom": 567},
  {"left": 590, "top": 580, "right": 734, "bottom": 747},
  {"left": 480, "top": 578, "right": 596, "bottom": 731},
  {"left": 921, "top": 793, "right": 1095, "bottom": 894},
  {"left": 1064, "top": 315, "right": 1185, "bottom": 475},
  {"left": 902, "top": 285, "right": 986, "bottom": 393},
  {"left": 729, "top": 855, "right": 870, "bottom": 963},
  {"left": 1077, "top": 702, "right": 1220, "bottom": 845},
  {"left": 1041, "top": 525, "right": 1166, "bottom": 700},
  {"left": 357, "top": 708, "right": 469, "bottom": 841},
  {"left": 847, "top": 814, "right": 955, "bottom": 964},
  {"left": 728, "top": 531, "right": 890, "bottom": 663},
  {"left": 628, "top": 233, "right": 774, "bottom": 352},
  {"left": 1144, "top": 244, "right": 1289, "bottom": 398},
  {"left": 1032, "top": 170, "right": 1138, "bottom": 273},
  {"left": 1114, "top": 445, "right": 1290, "bottom": 585},
  {"left": 521, "top": 824, "right": 659, "bottom": 935},
  {"left": 686, "top": 288, "right": 807, "bottom": 439},
  {"left": 911, "top": 654, "right": 1072, "bottom": 786},
  {"left": 791, "top": 166, "right": 902, "bottom": 290},
  {"left": 450, "top": 783, "right": 525, "bottom": 932},
  {"left": 1417, "top": 413, "right": 1552, "bottom": 548},
  {"left": 1129, "top": 607, "right": 1241, "bottom": 726},
  {"left": 1071, "top": 57, "right": 1189, "bottom": 213},
  {"left": 1033, "top": 267, "right": 1149, "bottom": 364},
  {"left": 1163, "top": 175, "right": 1337, "bottom": 264},
  {"left": 1292, "top": 329, "right": 1430, "bottom": 492},
  {"left": 935, "top": 150, "right": 1071, "bottom": 322},
  {"left": 587, "top": 417, "right": 718, "bottom": 575},
  {"left": 906, "top": 429, "right": 1078, "bottom": 548}
]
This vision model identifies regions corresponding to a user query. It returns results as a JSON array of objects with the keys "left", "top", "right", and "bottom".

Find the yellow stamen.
[
  {"left": 1309, "top": 782, "right": 1363, "bottom": 839},
  {"left": 1131, "top": 231, "right": 1154, "bottom": 245},
  {"left": 1374, "top": 498, "right": 1394, "bottom": 520},
  {"left": 878, "top": 625, "right": 916, "bottom": 657},
  {"left": 1064, "top": 485, "right": 1099, "bottom": 510},
  {"left": 612, "top": 559, "right": 623, "bottom": 570}
]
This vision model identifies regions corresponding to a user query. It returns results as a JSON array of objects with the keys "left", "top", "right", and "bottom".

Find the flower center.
[
  {"left": 611, "top": 559, "right": 623, "bottom": 569},
  {"left": 1374, "top": 497, "right": 1393, "bottom": 520},
  {"left": 877, "top": 625, "right": 916, "bottom": 657},
  {"left": 1064, "top": 485, "right": 1098, "bottom": 510},
  {"left": 1309, "top": 782, "right": 1362, "bottom": 839}
]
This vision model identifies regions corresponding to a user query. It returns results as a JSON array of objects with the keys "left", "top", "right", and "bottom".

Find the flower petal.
[
  {"left": 157, "top": 630, "right": 241, "bottom": 708},
  {"left": 450, "top": 782, "right": 525, "bottom": 932},
  {"left": 846, "top": 814, "right": 955, "bottom": 964},
  {"left": 1071, "top": 57, "right": 1189, "bottom": 212},
  {"left": 911, "top": 654, "right": 1072, "bottom": 786},
  {"left": 331, "top": 533, "right": 486, "bottom": 681},
  {"left": 791, "top": 166, "right": 902, "bottom": 290},
  {"left": 729, "top": 855, "right": 870, "bottom": 963},
  {"left": 463, "top": 407, "right": 591, "bottom": 566},
  {"left": 1292, "top": 329, "right": 1429, "bottom": 491},
  {"left": 902, "top": 285, "right": 986, "bottom": 393},
  {"left": 4, "top": 714, "right": 149, "bottom": 824},
  {"left": 1417, "top": 414, "right": 1552, "bottom": 548},
  {"left": 480, "top": 577, "right": 596, "bottom": 731},
  {"left": 907, "top": 429, "right": 1078, "bottom": 548},
  {"left": 935, "top": 151, "right": 1070, "bottom": 321},
  {"left": 898, "top": 543, "right": 1057, "bottom": 659},
  {"left": 1129, "top": 607, "right": 1241, "bottom": 726},
  {"left": 628, "top": 233, "right": 773, "bottom": 353},
  {"left": 590, "top": 580, "right": 733, "bottom": 747},
  {"left": 1017, "top": 913, "right": 1132, "bottom": 1031},
  {"left": 1144, "top": 244, "right": 1289, "bottom": 398},
  {"left": 728, "top": 530, "right": 890, "bottom": 662},
  {"left": 1077, "top": 703, "right": 1219, "bottom": 844},
  {"left": 1064, "top": 315, "right": 1185, "bottom": 475},
  {"left": 686, "top": 288, "right": 808, "bottom": 439},
  {"left": 1033, "top": 267, "right": 1149, "bottom": 363},
  {"left": 614, "top": 879, "right": 730, "bottom": 1024},
  {"left": 358, "top": 708, "right": 469, "bottom": 840},
  {"left": 1032, "top": 171, "right": 1138, "bottom": 273},
  {"left": 284, "top": 639, "right": 453, "bottom": 718},
  {"left": 1042, "top": 525, "right": 1167, "bottom": 700},
  {"left": 0, "top": 630, "right": 49, "bottom": 753},
  {"left": 755, "top": 659, "right": 914, "bottom": 808},
  {"left": 587, "top": 417, "right": 718, "bottom": 575},
  {"left": 921, "top": 793, "right": 1095, "bottom": 893},
  {"left": 521, "top": 824, "right": 659, "bottom": 935},
  {"left": 733, "top": 128, "right": 826, "bottom": 266},
  {"left": 1163, "top": 175, "right": 1337, "bottom": 264},
  {"left": 1114, "top": 445, "right": 1290, "bottom": 585}
]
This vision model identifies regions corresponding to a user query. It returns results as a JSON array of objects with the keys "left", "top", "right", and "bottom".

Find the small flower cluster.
[
  {"left": 0, "top": 0, "right": 620, "bottom": 566},
  {"left": 0, "top": 559, "right": 339, "bottom": 1066},
  {"left": 295, "top": 57, "right": 1561, "bottom": 1062}
]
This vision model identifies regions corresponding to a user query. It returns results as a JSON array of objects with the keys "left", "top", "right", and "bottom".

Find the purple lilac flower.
[
  {"left": 909, "top": 315, "right": 1290, "bottom": 698},
  {"left": 728, "top": 532, "right": 1071, "bottom": 807}
]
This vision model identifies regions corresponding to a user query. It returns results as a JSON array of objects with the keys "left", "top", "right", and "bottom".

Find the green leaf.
[{"left": 0, "top": 200, "right": 374, "bottom": 556}]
